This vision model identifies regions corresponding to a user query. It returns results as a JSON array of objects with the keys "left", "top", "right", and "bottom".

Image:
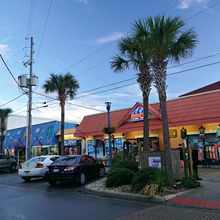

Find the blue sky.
[{"left": 0, "top": 0, "right": 220, "bottom": 123}]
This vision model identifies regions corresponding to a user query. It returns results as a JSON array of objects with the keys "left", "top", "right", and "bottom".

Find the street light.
[{"left": 105, "top": 101, "right": 112, "bottom": 169}]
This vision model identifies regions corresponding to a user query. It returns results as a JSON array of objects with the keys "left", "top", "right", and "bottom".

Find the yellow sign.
[
  {"left": 169, "top": 129, "right": 177, "bottom": 138},
  {"left": 64, "top": 134, "right": 74, "bottom": 140}
]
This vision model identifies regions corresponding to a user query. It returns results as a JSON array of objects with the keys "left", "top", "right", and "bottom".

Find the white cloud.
[
  {"left": 95, "top": 32, "right": 124, "bottom": 45},
  {"left": 178, "top": 0, "right": 208, "bottom": 9},
  {"left": 74, "top": 0, "right": 89, "bottom": 5},
  {"left": 0, "top": 44, "right": 10, "bottom": 56}
]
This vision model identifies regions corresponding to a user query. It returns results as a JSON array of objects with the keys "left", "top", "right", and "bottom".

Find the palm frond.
[{"left": 110, "top": 55, "right": 129, "bottom": 72}]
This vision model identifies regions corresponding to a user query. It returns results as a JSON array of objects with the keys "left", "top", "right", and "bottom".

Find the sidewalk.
[
  {"left": 84, "top": 168, "right": 220, "bottom": 210},
  {"left": 168, "top": 168, "right": 220, "bottom": 209}
]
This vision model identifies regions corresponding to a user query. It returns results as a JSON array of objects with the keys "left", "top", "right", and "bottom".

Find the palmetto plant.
[
  {"left": 0, "top": 108, "right": 12, "bottom": 151},
  {"left": 111, "top": 20, "right": 153, "bottom": 152},
  {"left": 43, "top": 73, "right": 79, "bottom": 156},
  {"left": 146, "top": 15, "right": 198, "bottom": 183}
]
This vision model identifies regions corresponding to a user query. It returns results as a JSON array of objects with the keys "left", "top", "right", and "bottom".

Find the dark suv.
[{"left": 0, "top": 154, "right": 17, "bottom": 172}]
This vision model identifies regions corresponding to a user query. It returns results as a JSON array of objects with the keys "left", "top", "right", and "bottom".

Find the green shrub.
[
  {"left": 112, "top": 151, "right": 133, "bottom": 163},
  {"left": 106, "top": 168, "right": 135, "bottom": 187},
  {"left": 181, "top": 176, "right": 201, "bottom": 188},
  {"left": 131, "top": 167, "right": 166, "bottom": 192},
  {"left": 112, "top": 160, "right": 139, "bottom": 173}
]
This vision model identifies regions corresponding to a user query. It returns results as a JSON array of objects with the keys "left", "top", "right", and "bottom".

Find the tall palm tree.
[
  {"left": 111, "top": 20, "right": 152, "bottom": 152},
  {"left": 0, "top": 108, "right": 12, "bottom": 152},
  {"left": 147, "top": 15, "right": 198, "bottom": 183},
  {"left": 43, "top": 73, "right": 79, "bottom": 156}
]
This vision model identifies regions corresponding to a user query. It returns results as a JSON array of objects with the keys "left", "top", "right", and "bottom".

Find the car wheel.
[
  {"left": 79, "top": 171, "right": 86, "bottom": 185},
  {"left": 99, "top": 166, "right": 106, "bottom": 177},
  {"left": 10, "top": 163, "right": 17, "bottom": 172},
  {"left": 48, "top": 181, "right": 56, "bottom": 186},
  {"left": 22, "top": 177, "right": 31, "bottom": 182}
]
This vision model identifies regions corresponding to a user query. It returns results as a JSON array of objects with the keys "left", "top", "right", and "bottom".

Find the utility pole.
[
  {"left": 27, "top": 36, "right": 34, "bottom": 161},
  {"left": 18, "top": 37, "right": 38, "bottom": 161}
]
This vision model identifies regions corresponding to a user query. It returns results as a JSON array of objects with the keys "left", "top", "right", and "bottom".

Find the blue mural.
[{"left": 3, "top": 121, "right": 74, "bottom": 149}]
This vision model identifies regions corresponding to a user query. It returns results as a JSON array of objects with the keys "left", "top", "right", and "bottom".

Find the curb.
[{"left": 83, "top": 178, "right": 191, "bottom": 203}]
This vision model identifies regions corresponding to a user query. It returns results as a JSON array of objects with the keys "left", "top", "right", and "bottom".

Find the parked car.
[
  {"left": 0, "top": 154, "right": 17, "bottom": 172},
  {"left": 18, "top": 155, "right": 61, "bottom": 181},
  {"left": 45, "top": 155, "right": 106, "bottom": 185}
]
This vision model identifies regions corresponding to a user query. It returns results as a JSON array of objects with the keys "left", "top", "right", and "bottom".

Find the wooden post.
[{"left": 188, "top": 145, "right": 193, "bottom": 176}]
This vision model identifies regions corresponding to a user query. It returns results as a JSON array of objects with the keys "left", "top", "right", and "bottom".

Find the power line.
[
  {"left": 186, "top": 0, "right": 220, "bottom": 21},
  {"left": 0, "top": 54, "right": 19, "bottom": 86},
  {"left": 74, "top": 59, "right": 220, "bottom": 99},
  {"left": 59, "top": 41, "right": 115, "bottom": 73},
  {"left": 25, "top": 0, "right": 36, "bottom": 38},
  {"left": 75, "top": 51, "right": 220, "bottom": 97},
  {"left": 32, "top": 91, "right": 105, "bottom": 112},
  {"left": 36, "top": 0, "right": 53, "bottom": 61},
  {"left": 0, "top": 94, "right": 25, "bottom": 108}
]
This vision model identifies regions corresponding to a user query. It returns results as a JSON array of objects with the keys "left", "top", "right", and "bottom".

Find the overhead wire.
[
  {"left": 35, "top": 0, "right": 53, "bottom": 62},
  {"left": 186, "top": 0, "right": 220, "bottom": 21},
  {"left": 0, "top": 94, "right": 26, "bottom": 108},
  {"left": 25, "top": 0, "right": 36, "bottom": 38},
  {"left": 74, "top": 51, "right": 220, "bottom": 97},
  {"left": 32, "top": 91, "right": 105, "bottom": 112}
]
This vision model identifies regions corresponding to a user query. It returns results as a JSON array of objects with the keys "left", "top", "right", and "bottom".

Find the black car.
[{"left": 45, "top": 155, "right": 106, "bottom": 185}]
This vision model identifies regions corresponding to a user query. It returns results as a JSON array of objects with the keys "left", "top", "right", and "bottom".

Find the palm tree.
[
  {"left": 43, "top": 73, "right": 79, "bottom": 156},
  {"left": 111, "top": 20, "right": 152, "bottom": 152},
  {"left": 146, "top": 15, "right": 198, "bottom": 183},
  {"left": 0, "top": 108, "right": 12, "bottom": 152}
]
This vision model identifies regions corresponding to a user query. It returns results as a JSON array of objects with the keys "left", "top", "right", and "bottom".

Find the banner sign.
[{"left": 148, "top": 156, "right": 161, "bottom": 169}]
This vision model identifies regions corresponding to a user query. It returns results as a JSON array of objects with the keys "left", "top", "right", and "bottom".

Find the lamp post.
[
  {"left": 199, "top": 125, "right": 206, "bottom": 167},
  {"left": 105, "top": 101, "right": 112, "bottom": 170}
]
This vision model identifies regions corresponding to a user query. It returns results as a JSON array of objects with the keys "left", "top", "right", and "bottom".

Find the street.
[
  {"left": 1, "top": 171, "right": 220, "bottom": 220},
  {"left": 0, "top": 171, "right": 151, "bottom": 220}
]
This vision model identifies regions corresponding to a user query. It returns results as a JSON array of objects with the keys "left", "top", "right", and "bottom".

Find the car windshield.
[{"left": 28, "top": 157, "right": 46, "bottom": 163}]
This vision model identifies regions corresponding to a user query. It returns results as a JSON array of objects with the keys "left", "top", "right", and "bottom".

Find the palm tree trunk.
[
  {"left": 61, "top": 102, "right": 65, "bottom": 156},
  {"left": 153, "top": 60, "right": 174, "bottom": 184},
  {"left": 159, "top": 96, "right": 174, "bottom": 184},
  {"left": 143, "top": 93, "right": 149, "bottom": 152}
]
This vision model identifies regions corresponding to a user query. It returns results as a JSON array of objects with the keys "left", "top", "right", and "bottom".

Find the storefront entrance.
[{"left": 188, "top": 134, "right": 220, "bottom": 166}]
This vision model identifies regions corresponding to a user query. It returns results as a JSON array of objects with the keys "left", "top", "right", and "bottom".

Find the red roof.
[
  {"left": 75, "top": 102, "right": 161, "bottom": 137},
  {"left": 152, "top": 90, "right": 220, "bottom": 127},
  {"left": 75, "top": 108, "right": 131, "bottom": 137},
  {"left": 179, "top": 81, "right": 220, "bottom": 97},
  {"left": 75, "top": 89, "right": 220, "bottom": 137}
]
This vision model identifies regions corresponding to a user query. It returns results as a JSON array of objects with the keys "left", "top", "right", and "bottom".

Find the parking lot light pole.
[{"left": 105, "top": 102, "right": 112, "bottom": 170}]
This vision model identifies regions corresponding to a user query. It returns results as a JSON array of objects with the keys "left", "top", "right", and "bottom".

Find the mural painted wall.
[{"left": 3, "top": 121, "right": 74, "bottom": 149}]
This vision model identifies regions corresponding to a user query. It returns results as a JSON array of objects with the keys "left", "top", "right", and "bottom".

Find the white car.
[{"left": 18, "top": 155, "right": 61, "bottom": 181}]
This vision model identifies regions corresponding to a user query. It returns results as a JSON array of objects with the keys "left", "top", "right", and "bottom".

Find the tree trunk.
[
  {"left": 143, "top": 94, "right": 149, "bottom": 152},
  {"left": 61, "top": 102, "right": 65, "bottom": 156},
  {"left": 159, "top": 96, "right": 174, "bottom": 184},
  {"left": 152, "top": 59, "right": 174, "bottom": 184}
]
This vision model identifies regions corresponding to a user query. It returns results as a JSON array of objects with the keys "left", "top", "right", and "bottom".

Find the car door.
[
  {"left": 85, "top": 156, "right": 99, "bottom": 179},
  {"left": 0, "top": 155, "right": 9, "bottom": 168}
]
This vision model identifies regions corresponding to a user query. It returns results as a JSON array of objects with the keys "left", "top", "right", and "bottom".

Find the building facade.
[
  {"left": 3, "top": 120, "right": 74, "bottom": 162},
  {"left": 74, "top": 82, "right": 220, "bottom": 166}
]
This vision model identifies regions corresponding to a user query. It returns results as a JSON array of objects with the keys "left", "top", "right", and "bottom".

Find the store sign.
[
  {"left": 131, "top": 106, "right": 144, "bottom": 121},
  {"left": 64, "top": 139, "right": 77, "bottom": 146},
  {"left": 169, "top": 129, "right": 177, "bottom": 138},
  {"left": 64, "top": 134, "right": 74, "bottom": 140},
  {"left": 148, "top": 157, "right": 161, "bottom": 169}
]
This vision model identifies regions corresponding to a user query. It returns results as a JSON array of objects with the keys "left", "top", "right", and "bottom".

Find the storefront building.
[
  {"left": 3, "top": 120, "right": 74, "bottom": 162},
  {"left": 56, "top": 128, "right": 82, "bottom": 155},
  {"left": 75, "top": 81, "right": 220, "bottom": 166}
]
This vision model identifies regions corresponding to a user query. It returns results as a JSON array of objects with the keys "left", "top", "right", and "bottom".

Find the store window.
[{"left": 188, "top": 134, "right": 220, "bottom": 165}]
